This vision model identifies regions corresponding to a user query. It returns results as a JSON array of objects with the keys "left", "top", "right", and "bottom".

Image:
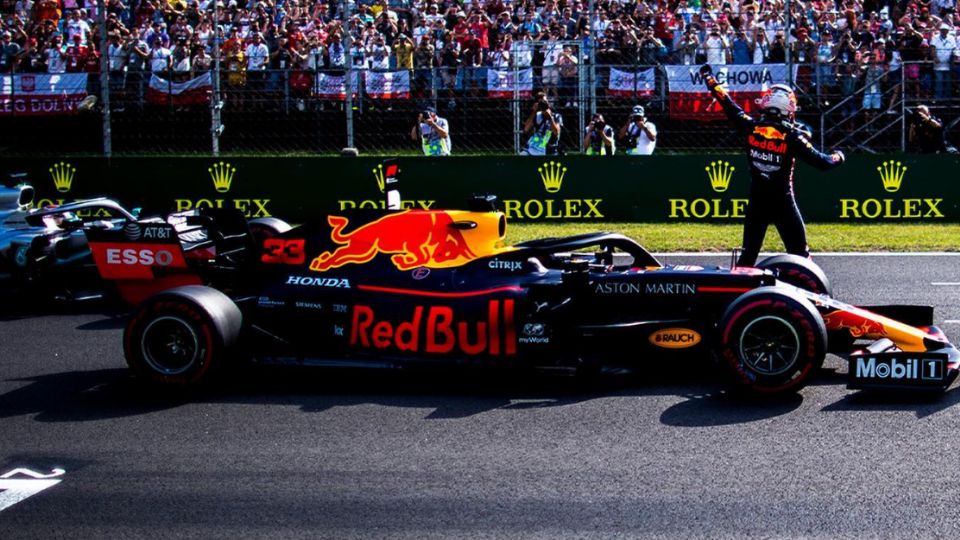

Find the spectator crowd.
[{"left": 1, "top": 0, "right": 959, "bottom": 103}]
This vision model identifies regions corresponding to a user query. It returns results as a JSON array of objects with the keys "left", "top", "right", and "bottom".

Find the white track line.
[
  {"left": 945, "top": 320, "right": 960, "bottom": 325},
  {"left": 932, "top": 283, "right": 960, "bottom": 286}
]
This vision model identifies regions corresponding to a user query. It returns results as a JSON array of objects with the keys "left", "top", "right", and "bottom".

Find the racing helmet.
[
  {"left": 756, "top": 84, "right": 797, "bottom": 118},
  {"left": 631, "top": 105, "right": 645, "bottom": 117}
]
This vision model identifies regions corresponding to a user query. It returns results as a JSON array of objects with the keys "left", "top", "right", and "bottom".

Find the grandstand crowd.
[{"left": 0, "top": 0, "right": 958, "bottom": 100}]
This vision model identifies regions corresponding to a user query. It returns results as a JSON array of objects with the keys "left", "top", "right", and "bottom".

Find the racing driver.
[{"left": 699, "top": 64, "right": 845, "bottom": 267}]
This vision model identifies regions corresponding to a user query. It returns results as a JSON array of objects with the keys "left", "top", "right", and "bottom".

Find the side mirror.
[{"left": 18, "top": 185, "right": 35, "bottom": 209}]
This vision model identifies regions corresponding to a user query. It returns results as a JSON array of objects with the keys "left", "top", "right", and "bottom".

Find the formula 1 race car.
[
  {"left": 0, "top": 173, "right": 288, "bottom": 303},
  {"left": 106, "top": 164, "right": 960, "bottom": 397}
]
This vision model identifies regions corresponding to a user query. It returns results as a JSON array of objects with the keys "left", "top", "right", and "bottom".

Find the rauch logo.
[
  {"left": 839, "top": 160, "right": 943, "bottom": 219},
  {"left": 174, "top": 162, "right": 272, "bottom": 218},
  {"left": 668, "top": 160, "right": 748, "bottom": 219}
]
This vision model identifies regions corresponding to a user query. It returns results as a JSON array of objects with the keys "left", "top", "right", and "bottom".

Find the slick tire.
[
  {"left": 248, "top": 217, "right": 292, "bottom": 243},
  {"left": 718, "top": 286, "right": 827, "bottom": 395},
  {"left": 124, "top": 286, "right": 242, "bottom": 387},
  {"left": 756, "top": 254, "right": 831, "bottom": 296}
]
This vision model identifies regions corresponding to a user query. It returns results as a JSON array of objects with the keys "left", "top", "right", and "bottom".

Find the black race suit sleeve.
[{"left": 789, "top": 131, "right": 842, "bottom": 171}]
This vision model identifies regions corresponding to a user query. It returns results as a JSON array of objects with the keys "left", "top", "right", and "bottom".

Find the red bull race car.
[{"left": 99, "top": 166, "right": 959, "bottom": 397}]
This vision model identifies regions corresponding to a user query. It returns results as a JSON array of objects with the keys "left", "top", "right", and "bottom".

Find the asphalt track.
[{"left": 1, "top": 254, "right": 960, "bottom": 539}]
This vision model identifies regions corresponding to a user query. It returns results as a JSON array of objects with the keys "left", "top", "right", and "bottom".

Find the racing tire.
[
  {"left": 248, "top": 217, "right": 292, "bottom": 243},
  {"left": 756, "top": 254, "right": 831, "bottom": 296},
  {"left": 717, "top": 286, "right": 827, "bottom": 395},
  {"left": 124, "top": 286, "right": 242, "bottom": 387}
]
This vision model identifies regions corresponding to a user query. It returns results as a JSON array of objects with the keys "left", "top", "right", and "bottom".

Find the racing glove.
[{"left": 699, "top": 64, "right": 719, "bottom": 90}]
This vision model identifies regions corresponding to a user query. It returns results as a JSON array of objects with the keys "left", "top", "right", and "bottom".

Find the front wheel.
[{"left": 717, "top": 287, "right": 826, "bottom": 395}]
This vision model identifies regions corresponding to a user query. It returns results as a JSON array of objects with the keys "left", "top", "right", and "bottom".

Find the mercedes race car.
[
  {"left": 0, "top": 173, "right": 291, "bottom": 304},
  {"left": 105, "top": 164, "right": 960, "bottom": 397}
]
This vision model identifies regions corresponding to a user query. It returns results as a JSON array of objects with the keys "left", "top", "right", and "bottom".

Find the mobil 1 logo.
[{"left": 849, "top": 353, "right": 948, "bottom": 389}]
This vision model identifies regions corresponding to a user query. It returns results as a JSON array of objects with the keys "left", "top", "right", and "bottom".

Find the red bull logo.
[
  {"left": 310, "top": 211, "right": 478, "bottom": 272},
  {"left": 752, "top": 125, "right": 786, "bottom": 141},
  {"left": 350, "top": 300, "right": 517, "bottom": 356},
  {"left": 824, "top": 311, "right": 887, "bottom": 338}
]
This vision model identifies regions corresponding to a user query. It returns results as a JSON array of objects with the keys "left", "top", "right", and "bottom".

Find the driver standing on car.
[{"left": 700, "top": 64, "right": 845, "bottom": 267}]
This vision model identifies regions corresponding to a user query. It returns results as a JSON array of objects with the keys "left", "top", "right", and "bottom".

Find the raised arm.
[{"left": 699, "top": 64, "right": 753, "bottom": 133}]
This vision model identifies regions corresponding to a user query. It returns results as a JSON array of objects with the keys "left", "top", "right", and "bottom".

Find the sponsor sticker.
[
  {"left": 852, "top": 356, "right": 944, "bottom": 383},
  {"left": 89, "top": 242, "right": 187, "bottom": 279},
  {"left": 488, "top": 259, "right": 524, "bottom": 272},
  {"left": 286, "top": 275, "right": 351, "bottom": 288},
  {"left": 649, "top": 328, "right": 702, "bottom": 349},
  {"left": 594, "top": 281, "right": 697, "bottom": 295}
]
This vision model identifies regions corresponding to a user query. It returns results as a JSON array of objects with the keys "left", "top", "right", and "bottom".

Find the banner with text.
[
  {"left": 0, "top": 73, "right": 87, "bottom": 115},
  {"left": 364, "top": 70, "right": 411, "bottom": 99},
  {"left": 665, "top": 64, "right": 798, "bottom": 120},
  {"left": 314, "top": 71, "right": 360, "bottom": 99},
  {"left": 608, "top": 67, "right": 656, "bottom": 97},
  {"left": 486, "top": 68, "right": 533, "bottom": 98}
]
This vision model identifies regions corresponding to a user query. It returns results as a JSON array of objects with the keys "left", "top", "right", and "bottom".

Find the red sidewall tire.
[
  {"left": 719, "top": 288, "right": 827, "bottom": 395},
  {"left": 124, "top": 298, "right": 219, "bottom": 386},
  {"left": 757, "top": 255, "right": 831, "bottom": 296}
]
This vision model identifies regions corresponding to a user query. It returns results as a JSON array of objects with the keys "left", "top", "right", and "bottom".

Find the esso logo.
[{"left": 105, "top": 248, "right": 175, "bottom": 266}]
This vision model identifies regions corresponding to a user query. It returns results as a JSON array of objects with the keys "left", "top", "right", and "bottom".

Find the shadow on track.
[
  {"left": 821, "top": 385, "right": 960, "bottom": 419},
  {"left": 0, "top": 361, "right": 807, "bottom": 426}
]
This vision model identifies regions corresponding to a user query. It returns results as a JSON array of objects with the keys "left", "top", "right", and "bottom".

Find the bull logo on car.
[{"left": 310, "top": 211, "right": 478, "bottom": 272}]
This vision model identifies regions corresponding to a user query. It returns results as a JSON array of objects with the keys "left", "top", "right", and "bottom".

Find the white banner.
[
  {"left": 0, "top": 73, "right": 87, "bottom": 115},
  {"left": 486, "top": 68, "right": 533, "bottom": 98},
  {"left": 664, "top": 64, "right": 795, "bottom": 92},
  {"left": 608, "top": 67, "right": 656, "bottom": 97},
  {"left": 664, "top": 64, "right": 798, "bottom": 118},
  {"left": 314, "top": 71, "right": 359, "bottom": 100},
  {"left": 364, "top": 70, "right": 410, "bottom": 99},
  {"left": 145, "top": 72, "right": 212, "bottom": 105}
]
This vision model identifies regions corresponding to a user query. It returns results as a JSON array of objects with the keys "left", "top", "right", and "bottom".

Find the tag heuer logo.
[{"left": 705, "top": 160, "right": 734, "bottom": 193}]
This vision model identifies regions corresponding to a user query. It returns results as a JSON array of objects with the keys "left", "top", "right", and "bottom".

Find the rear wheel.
[
  {"left": 718, "top": 287, "right": 826, "bottom": 395},
  {"left": 756, "top": 254, "right": 831, "bottom": 296},
  {"left": 124, "top": 286, "right": 242, "bottom": 387}
]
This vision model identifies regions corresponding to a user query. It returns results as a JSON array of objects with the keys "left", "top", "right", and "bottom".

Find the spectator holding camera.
[
  {"left": 619, "top": 105, "right": 657, "bottom": 155},
  {"left": 909, "top": 105, "right": 947, "bottom": 153},
  {"left": 521, "top": 92, "right": 562, "bottom": 156},
  {"left": 410, "top": 107, "right": 451, "bottom": 156},
  {"left": 584, "top": 113, "right": 615, "bottom": 155}
]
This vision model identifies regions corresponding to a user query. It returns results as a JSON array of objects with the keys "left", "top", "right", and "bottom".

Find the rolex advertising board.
[{"left": 2, "top": 155, "right": 958, "bottom": 222}]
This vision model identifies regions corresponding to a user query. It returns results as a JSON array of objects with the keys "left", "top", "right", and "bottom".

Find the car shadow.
[
  {"left": 0, "top": 363, "right": 811, "bottom": 426},
  {"left": 821, "top": 385, "right": 960, "bottom": 419}
]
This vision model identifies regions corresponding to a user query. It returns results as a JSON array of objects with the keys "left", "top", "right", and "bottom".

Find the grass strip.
[{"left": 506, "top": 223, "right": 960, "bottom": 252}]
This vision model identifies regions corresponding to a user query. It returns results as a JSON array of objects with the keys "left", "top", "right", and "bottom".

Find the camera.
[{"left": 536, "top": 99, "right": 550, "bottom": 112}]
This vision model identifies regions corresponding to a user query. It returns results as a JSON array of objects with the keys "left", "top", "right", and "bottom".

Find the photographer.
[
  {"left": 410, "top": 107, "right": 451, "bottom": 156},
  {"left": 909, "top": 105, "right": 949, "bottom": 153},
  {"left": 619, "top": 105, "right": 657, "bottom": 155},
  {"left": 520, "top": 92, "right": 563, "bottom": 155},
  {"left": 584, "top": 114, "right": 615, "bottom": 155}
]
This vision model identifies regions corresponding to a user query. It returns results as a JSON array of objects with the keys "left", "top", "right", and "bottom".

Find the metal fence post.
[
  {"left": 342, "top": 0, "right": 354, "bottom": 149},
  {"left": 211, "top": 0, "right": 222, "bottom": 156},
  {"left": 513, "top": 60, "right": 519, "bottom": 154},
  {"left": 98, "top": 0, "right": 112, "bottom": 157}
]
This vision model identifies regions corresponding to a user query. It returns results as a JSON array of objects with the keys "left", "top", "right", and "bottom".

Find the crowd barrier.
[{"left": 3, "top": 154, "right": 958, "bottom": 222}]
